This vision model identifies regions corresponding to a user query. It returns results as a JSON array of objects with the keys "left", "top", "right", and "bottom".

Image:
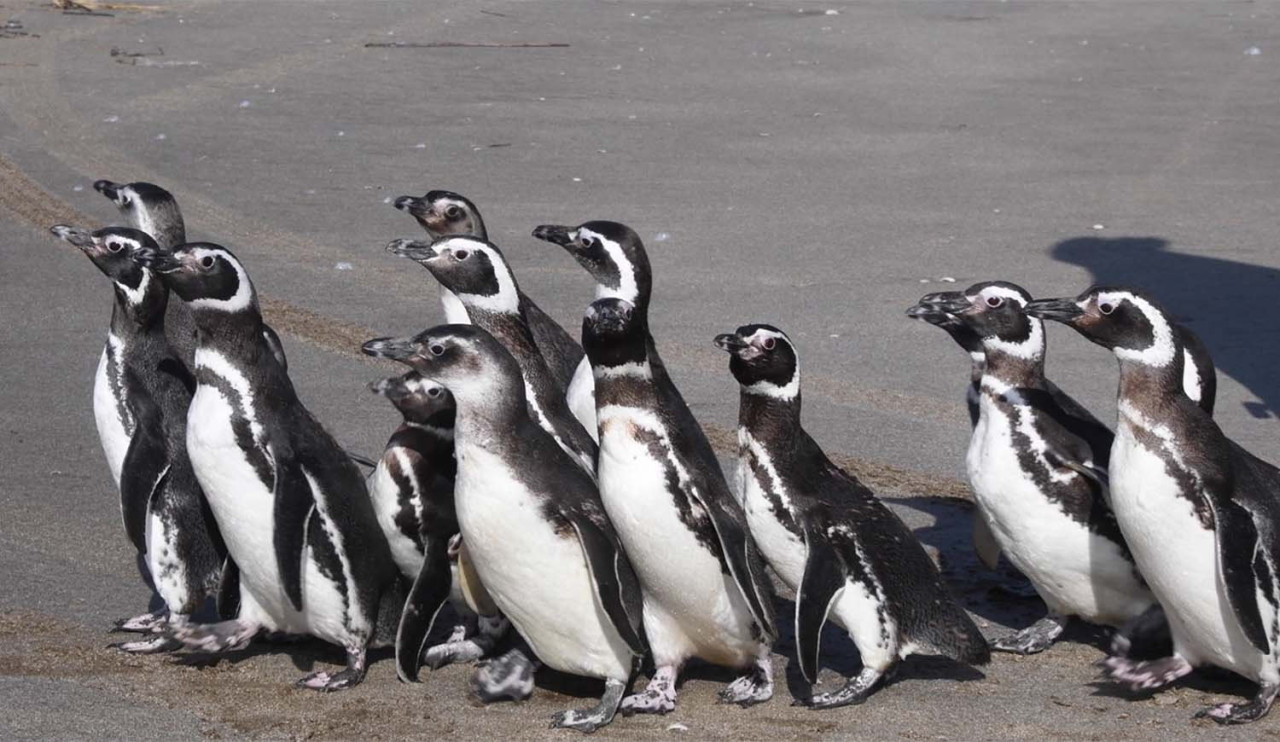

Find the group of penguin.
[{"left": 47, "top": 178, "right": 1280, "bottom": 731}]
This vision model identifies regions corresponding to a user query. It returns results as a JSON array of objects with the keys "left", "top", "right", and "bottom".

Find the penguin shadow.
[
  {"left": 1086, "top": 665, "right": 1255, "bottom": 704},
  {"left": 1052, "top": 236, "right": 1280, "bottom": 420}
]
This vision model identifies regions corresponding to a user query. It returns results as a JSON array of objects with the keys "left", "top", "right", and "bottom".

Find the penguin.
[
  {"left": 366, "top": 372, "right": 508, "bottom": 680},
  {"left": 392, "top": 189, "right": 583, "bottom": 389},
  {"left": 132, "top": 242, "right": 400, "bottom": 691},
  {"left": 582, "top": 297, "right": 778, "bottom": 713},
  {"left": 49, "top": 225, "right": 225, "bottom": 652},
  {"left": 532, "top": 221, "right": 665, "bottom": 440},
  {"left": 386, "top": 235, "right": 596, "bottom": 474},
  {"left": 362, "top": 325, "right": 645, "bottom": 733},
  {"left": 93, "top": 178, "right": 289, "bottom": 373},
  {"left": 916, "top": 282, "right": 1157, "bottom": 654},
  {"left": 715, "top": 323, "right": 990, "bottom": 707},
  {"left": 1027, "top": 287, "right": 1280, "bottom": 724}
]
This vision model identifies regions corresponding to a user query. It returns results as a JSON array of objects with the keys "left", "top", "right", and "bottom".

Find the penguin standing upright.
[
  {"left": 92, "top": 179, "right": 289, "bottom": 372},
  {"left": 916, "top": 282, "right": 1156, "bottom": 654},
  {"left": 366, "top": 372, "right": 508, "bottom": 680},
  {"left": 716, "top": 323, "right": 989, "bottom": 707},
  {"left": 363, "top": 325, "right": 645, "bottom": 733},
  {"left": 49, "top": 225, "right": 224, "bottom": 652},
  {"left": 582, "top": 298, "right": 777, "bottom": 713},
  {"left": 133, "top": 242, "right": 399, "bottom": 690},
  {"left": 391, "top": 189, "right": 582, "bottom": 389},
  {"left": 1028, "top": 287, "right": 1280, "bottom": 724},
  {"left": 387, "top": 235, "right": 596, "bottom": 473}
]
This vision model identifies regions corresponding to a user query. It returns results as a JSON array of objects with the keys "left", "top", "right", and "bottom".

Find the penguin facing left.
[
  {"left": 49, "top": 225, "right": 225, "bottom": 652},
  {"left": 132, "top": 242, "right": 400, "bottom": 691},
  {"left": 92, "top": 178, "right": 289, "bottom": 373},
  {"left": 716, "top": 324, "right": 990, "bottom": 707}
]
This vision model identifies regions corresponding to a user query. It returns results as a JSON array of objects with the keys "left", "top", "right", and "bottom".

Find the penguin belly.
[
  {"left": 967, "top": 407, "right": 1150, "bottom": 625},
  {"left": 369, "top": 452, "right": 425, "bottom": 580},
  {"left": 738, "top": 454, "right": 804, "bottom": 588},
  {"left": 143, "top": 491, "right": 191, "bottom": 613},
  {"left": 454, "top": 445, "right": 630, "bottom": 680},
  {"left": 93, "top": 342, "right": 132, "bottom": 488},
  {"left": 597, "top": 410, "right": 758, "bottom": 668},
  {"left": 186, "top": 383, "right": 352, "bottom": 643},
  {"left": 566, "top": 358, "right": 598, "bottom": 441},
  {"left": 1111, "top": 422, "right": 1271, "bottom": 681}
]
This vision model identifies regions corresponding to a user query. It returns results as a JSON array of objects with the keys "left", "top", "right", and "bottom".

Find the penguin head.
[
  {"left": 93, "top": 180, "right": 184, "bottom": 246},
  {"left": 906, "top": 294, "right": 985, "bottom": 356},
  {"left": 133, "top": 242, "right": 258, "bottom": 313},
  {"left": 362, "top": 325, "right": 522, "bottom": 406},
  {"left": 923, "top": 281, "right": 1043, "bottom": 360},
  {"left": 393, "top": 189, "right": 486, "bottom": 240},
  {"left": 715, "top": 325, "right": 800, "bottom": 400},
  {"left": 388, "top": 236, "right": 520, "bottom": 314},
  {"left": 369, "top": 371, "right": 456, "bottom": 427},
  {"left": 533, "top": 221, "right": 651, "bottom": 307},
  {"left": 582, "top": 298, "right": 647, "bottom": 369},
  {"left": 1026, "top": 287, "right": 1178, "bottom": 367},
  {"left": 50, "top": 225, "right": 166, "bottom": 315}
]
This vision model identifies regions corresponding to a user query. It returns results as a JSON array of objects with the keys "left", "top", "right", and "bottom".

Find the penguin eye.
[
  {"left": 427, "top": 387, "right": 443, "bottom": 398},
  {"left": 452, "top": 249, "right": 470, "bottom": 261},
  {"left": 428, "top": 343, "right": 446, "bottom": 357},
  {"left": 582, "top": 237, "right": 598, "bottom": 250},
  {"left": 985, "top": 296, "right": 1004, "bottom": 308},
  {"left": 1099, "top": 302, "right": 1115, "bottom": 315},
  {"left": 200, "top": 256, "right": 216, "bottom": 270},
  {"left": 444, "top": 206, "right": 462, "bottom": 220},
  {"left": 762, "top": 337, "right": 777, "bottom": 351},
  {"left": 106, "top": 241, "right": 123, "bottom": 253}
]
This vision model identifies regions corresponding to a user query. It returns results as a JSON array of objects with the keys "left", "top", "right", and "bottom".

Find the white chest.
[
  {"left": 368, "top": 451, "right": 425, "bottom": 580},
  {"left": 737, "top": 434, "right": 804, "bottom": 589},
  {"left": 93, "top": 341, "right": 133, "bottom": 488}
]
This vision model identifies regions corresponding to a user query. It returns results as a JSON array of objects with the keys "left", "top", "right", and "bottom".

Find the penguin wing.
[
  {"left": 217, "top": 556, "right": 241, "bottom": 621},
  {"left": 1177, "top": 325, "right": 1217, "bottom": 416},
  {"left": 118, "top": 379, "right": 170, "bottom": 554},
  {"left": 523, "top": 296, "right": 584, "bottom": 391},
  {"left": 261, "top": 324, "right": 289, "bottom": 373},
  {"left": 266, "top": 440, "right": 316, "bottom": 613},
  {"left": 1041, "top": 382, "right": 1114, "bottom": 469},
  {"left": 395, "top": 534, "right": 453, "bottom": 682},
  {"left": 562, "top": 505, "right": 646, "bottom": 656},
  {"left": 795, "top": 527, "right": 847, "bottom": 684}
]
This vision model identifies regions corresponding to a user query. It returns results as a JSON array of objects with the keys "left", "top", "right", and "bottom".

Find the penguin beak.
[
  {"left": 393, "top": 195, "right": 426, "bottom": 215},
  {"left": 362, "top": 337, "right": 417, "bottom": 362},
  {"left": 916, "top": 291, "right": 971, "bottom": 316},
  {"left": 386, "top": 238, "right": 439, "bottom": 263},
  {"left": 50, "top": 224, "right": 96, "bottom": 250},
  {"left": 93, "top": 179, "right": 121, "bottom": 201},
  {"left": 532, "top": 224, "right": 573, "bottom": 247},
  {"left": 713, "top": 333, "right": 749, "bottom": 354},
  {"left": 1024, "top": 297, "right": 1085, "bottom": 323},
  {"left": 905, "top": 301, "right": 954, "bottom": 326},
  {"left": 131, "top": 246, "right": 182, "bottom": 274}
]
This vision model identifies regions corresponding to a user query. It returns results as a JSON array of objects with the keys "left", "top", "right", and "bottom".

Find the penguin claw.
[
  {"left": 111, "top": 610, "right": 168, "bottom": 634},
  {"left": 109, "top": 634, "right": 182, "bottom": 654},
  {"left": 470, "top": 649, "right": 536, "bottom": 704}
]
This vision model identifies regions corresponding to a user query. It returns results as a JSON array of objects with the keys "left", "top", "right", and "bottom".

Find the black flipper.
[
  {"left": 396, "top": 535, "right": 453, "bottom": 683},
  {"left": 567, "top": 514, "right": 646, "bottom": 656},
  {"left": 686, "top": 486, "right": 778, "bottom": 641},
  {"left": 1209, "top": 495, "right": 1269, "bottom": 653},
  {"left": 795, "top": 531, "right": 846, "bottom": 684},
  {"left": 118, "top": 386, "right": 169, "bottom": 554},
  {"left": 217, "top": 557, "right": 241, "bottom": 621},
  {"left": 269, "top": 443, "right": 314, "bottom": 613},
  {"left": 262, "top": 323, "right": 289, "bottom": 372}
]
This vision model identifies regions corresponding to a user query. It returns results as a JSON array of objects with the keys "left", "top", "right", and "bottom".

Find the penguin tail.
[{"left": 910, "top": 603, "right": 991, "bottom": 666}]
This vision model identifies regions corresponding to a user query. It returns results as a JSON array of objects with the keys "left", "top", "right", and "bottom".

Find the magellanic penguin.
[
  {"left": 366, "top": 372, "right": 508, "bottom": 680},
  {"left": 387, "top": 235, "right": 596, "bottom": 474},
  {"left": 716, "top": 324, "right": 989, "bottom": 707},
  {"left": 918, "top": 282, "right": 1157, "bottom": 654},
  {"left": 133, "top": 242, "right": 400, "bottom": 691},
  {"left": 582, "top": 298, "right": 778, "bottom": 713},
  {"left": 1028, "top": 287, "right": 1280, "bottom": 724},
  {"left": 391, "top": 189, "right": 583, "bottom": 389},
  {"left": 362, "top": 325, "right": 645, "bottom": 733},
  {"left": 92, "top": 178, "right": 289, "bottom": 373},
  {"left": 50, "top": 225, "right": 225, "bottom": 652}
]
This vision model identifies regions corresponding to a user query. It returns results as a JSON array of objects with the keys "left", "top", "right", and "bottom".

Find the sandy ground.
[{"left": 3, "top": 0, "right": 1280, "bottom": 739}]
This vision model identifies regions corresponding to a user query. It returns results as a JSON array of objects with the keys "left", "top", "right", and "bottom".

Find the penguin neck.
[
  {"left": 594, "top": 269, "right": 652, "bottom": 325},
  {"left": 980, "top": 342, "right": 1045, "bottom": 389},
  {"left": 738, "top": 388, "right": 803, "bottom": 447},
  {"left": 392, "top": 414, "right": 456, "bottom": 452},
  {"left": 466, "top": 305, "right": 538, "bottom": 355},
  {"left": 192, "top": 308, "right": 268, "bottom": 362},
  {"left": 109, "top": 276, "right": 168, "bottom": 335},
  {"left": 1115, "top": 352, "right": 1186, "bottom": 418},
  {"left": 451, "top": 378, "right": 529, "bottom": 449},
  {"left": 151, "top": 219, "right": 185, "bottom": 251},
  {"left": 591, "top": 344, "right": 658, "bottom": 409}
]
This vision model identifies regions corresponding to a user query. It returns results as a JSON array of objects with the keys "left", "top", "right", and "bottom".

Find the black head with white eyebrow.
[
  {"left": 132, "top": 241, "right": 259, "bottom": 321},
  {"left": 907, "top": 294, "right": 986, "bottom": 356},
  {"left": 1026, "top": 286, "right": 1176, "bottom": 367},
  {"left": 393, "top": 189, "right": 487, "bottom": 241},
  {"left": 363, "top": 324, "right": 524, "bottom": 410},
  {"left": 388, "top": 236, "right": 519, "bottom": 315},
  {"left": 93, "top": 179, "right": 185, "bottom": 248},
  {"left": 369, "top": 371, "right": 456, "bottom": 427},
  {"left": 920, "top": 281, "right": 1042, "bottom": 361},
  {"left": 51, "top": 225, "right": 169, "bottom": 321},
  {"left": 715, "top": 324, "right": 800, "bottom": 401},
  {"left": 533, "top": 220, "right": 652, "bottom": 314}
]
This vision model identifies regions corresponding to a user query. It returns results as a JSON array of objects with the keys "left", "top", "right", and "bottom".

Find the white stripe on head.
[
  {"left": 439, "top": 237, "right": 520, "bottom": 314},
  {"left": 123, "top": 186, "right": 159, "bottom": 242},
  {"left": 188, "top": 247, "right": 256, "bottom": 313},
  {"left": 99, "top": 234, "right": 152, "bottom": 306},
  {"left": 580, "top": 227, "right": 638, "bottom": 304},
  {"left": 1098, "top": 291, "right": 1176, "bottom": 367},
  {"left": 974, "top": 285, "right": 1043, "bottom": 361},
  {"left": 741, "top": 328, "right": 800, "bottom": 400}
]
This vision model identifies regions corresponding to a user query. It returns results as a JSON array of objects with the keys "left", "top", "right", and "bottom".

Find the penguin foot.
[
  {"left": 111, "top": 634, "right": 183, "bottom": 654},
  {"left": 1194, "top": 685, "right": 1278, "bottom": 725},
  {"left": 717, "top": 651, "right": 774, "bottom": 708},
  {"left": 424, "top": 638, "right": 486, "bottom": 670},
  {"left": 550, "top": 677, "right": 625, "bottom": 733},
  {"left": 806, "top": 667, "right": 884, "bottom": 710},
  {"left": 445, "top": 623, "right": 470, "bottom": 645},
  {"left": 112, "top": 610, "right": 168, "bottom": 634},
  {"left": 991, "top": 614, "right": 1067, "bottom": 655},
  {"left": 168, "top": 619, "right": 259, "bottom": 654},
  {"left": 1101, "top": 654, "right": 1192, "bottom": 692},
  {"left": 471, "top": 649, "right": 536, "bottom": 704},
  {"left": 620, "top": 664, "right": 678, "bottom": 715},
  {"left": 1111, "top": 605, "right": 1173, "bottom": 660},
  {"left": 296, "top": 646, "right": 368, "bottom": 693}
]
